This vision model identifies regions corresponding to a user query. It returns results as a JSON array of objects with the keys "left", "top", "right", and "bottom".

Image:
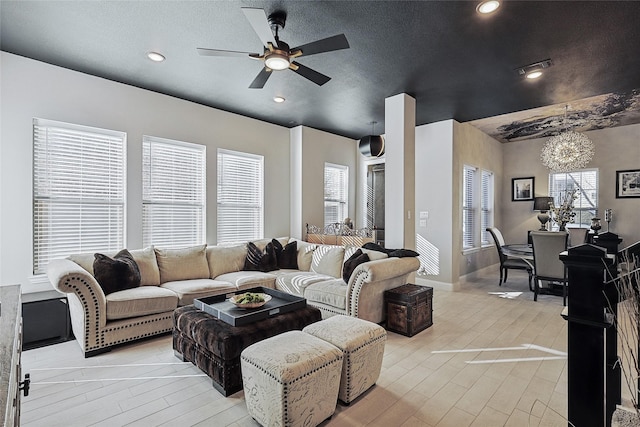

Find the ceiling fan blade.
[
  {"left": 242, "top": 8, "right": 277, "bottom": 48},
  {"left": 197, "top": 48, "right": 256, "bottom": 58},
  {"left": 249, "top": 67, "right": 272, "bottom": 89},
  {"left": 291, "top": 62, "right": 331, "bottom": 86},
  {"left": 292, "top": 34, "right": 349, "bottom": 58}
]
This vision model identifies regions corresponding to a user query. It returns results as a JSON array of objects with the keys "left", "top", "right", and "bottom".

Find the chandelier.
[{"left": 540, "top": 106, "right": 594, "bottom": 172}]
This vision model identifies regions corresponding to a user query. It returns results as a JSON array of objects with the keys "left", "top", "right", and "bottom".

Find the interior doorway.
[{"left": 366, "top": 163, "right": 385, "bottom": 246}]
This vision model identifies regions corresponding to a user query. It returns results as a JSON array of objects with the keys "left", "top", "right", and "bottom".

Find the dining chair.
[
  {"left": 531, "top": 231, "right": 569, "bottom": 305},
  {"left": 567, "top": 227, "right": 589, "bottom": 247},
  {"left": 487, "top": 227, "right": 533, "bottom": 291}
]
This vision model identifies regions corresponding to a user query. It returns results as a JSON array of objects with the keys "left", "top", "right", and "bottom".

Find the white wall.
[
  {"left": 502, "top": 123, "right": 640, "bottom": 247},
  {"left": 415, "top": 120, "right": 455, "bottom": 287},
  {"left": 0, "top": 52, "right": 292, "bottom": 291}
]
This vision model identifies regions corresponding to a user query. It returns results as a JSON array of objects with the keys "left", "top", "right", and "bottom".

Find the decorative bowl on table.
[{"left": 229, "top": 292, "right": 272, "bottom": 309}]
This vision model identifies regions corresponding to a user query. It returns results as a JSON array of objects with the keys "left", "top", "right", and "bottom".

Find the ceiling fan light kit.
[{"left": 197, "top": 7, "right": 349, "bottom": 89}]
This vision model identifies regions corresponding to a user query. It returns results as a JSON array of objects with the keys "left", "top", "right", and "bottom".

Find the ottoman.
[
  {"left": 173, "top": 305, "right": 322, "bottom": 396},
  {"left": 303, "top": 314, "right": 386, "bottom": 404},
  {"left": 241, "top": 330, "right": 343, "bottom": 427}
]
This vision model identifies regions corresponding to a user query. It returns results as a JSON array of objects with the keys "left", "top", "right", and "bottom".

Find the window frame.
[
  {"left": 32, "top": 118, "right": 126, "bottom": 275},
  {"left": 142, "top": 135, "right": 206, "bottom": 249},
  {"left": 548, "top": 168, "right": 599, "bottom": 228},
  {"left": 462, "top": 165, "right": 494, "bottom": 252},
  {"left": 324, "top": 162, "right": 349, "bottom": 227},
  {"left": 216, "top": 148, "right": 264, "bottom": 244}
]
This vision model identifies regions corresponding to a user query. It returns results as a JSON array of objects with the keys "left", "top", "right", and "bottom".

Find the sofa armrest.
[
  {"left": 345, "top": 257, "right": 420, "bottom": 322},
  {"left": 47, "top": 258, "right": 107, "bottom": 331}
]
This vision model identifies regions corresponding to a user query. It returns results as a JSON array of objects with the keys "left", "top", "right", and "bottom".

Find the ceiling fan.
[{"left": 197, "top": 8, "right": 350, "bottom": 89}]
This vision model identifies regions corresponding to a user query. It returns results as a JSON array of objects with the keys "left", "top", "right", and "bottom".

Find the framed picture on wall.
[
  {"left": 616, "top": 169, "right": 640, "bottom": 198},
  {"left": 512, "top": 177, "right": 534, "bottom": 201}
]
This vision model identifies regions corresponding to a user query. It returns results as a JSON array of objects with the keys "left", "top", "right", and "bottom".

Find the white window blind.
[
  {"left": 324, "top": 163, "right": 349, "bottom": 227},
  {"left": 217, "top": 149, "right": 264, "bottom": 244},
  {"left": 462, "top": 165, "right": 476, "bottom": 249},
  {"left": 549, "top": 169, "right": 598, "bottom": 227},
  {"left": 481, "top": 170, "right": 494, "bottom": 246},
  {"left": 33, "top": 118, "right": 126, "bottom": 275},
  {"left": 143, "top": 136, "right": 206, "bottom": 248}
]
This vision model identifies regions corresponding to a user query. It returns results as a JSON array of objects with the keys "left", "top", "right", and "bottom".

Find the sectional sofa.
[{"left": 47, "top": 237, "right": 420, "bottom": 357}]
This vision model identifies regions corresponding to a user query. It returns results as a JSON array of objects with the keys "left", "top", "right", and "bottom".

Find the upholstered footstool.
[
  {"left": 172, "top": 305, "right": 321, "bottom": 396},
  {"left": 303, "top": 314, "right": 386, "bottom": 404},
  {"left": 241, "top": 330, "right": 343, "bottom": 427}
]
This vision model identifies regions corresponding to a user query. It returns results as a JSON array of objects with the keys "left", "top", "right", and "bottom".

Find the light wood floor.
[{"left": 21, "top": 271, "right": 572, "bottom": 427}]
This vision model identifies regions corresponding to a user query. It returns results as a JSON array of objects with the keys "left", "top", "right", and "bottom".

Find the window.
[
  {"left": 463, "top": 165, "right": 494, "bottom": 250},
  {"left": 143, "top": 136, "right": 206, "bottom": 248},
  {"left": 481, "top": 170, "right": 494, "bottom": 246},
  {"left": 324, "top": 163, "right": 349, "bottom": 226},
  {"left": 33, "top": 118, "right": 126, "bottom": 275},
  {"left": 217, "top": 149, "right": 264, "bottom": 244},
  {"left": 462, "top": 165, "right": 476, "bottom": 250},
  {"left": 549, "top": 169, "right": 598, "bottom": 227}
]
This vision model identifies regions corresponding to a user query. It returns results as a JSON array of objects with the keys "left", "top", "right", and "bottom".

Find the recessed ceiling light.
[
  {"left": 526, "top": 71, "right": 543, "bottom": 79},
  {"left": 147, "top": 51, "right": 165, "bottom": 62},
  {"left": 477, "top": 1, "right": 500, "bottom": 14},
  {"left": 273, "top": 96, "right": 286, "bottom": 103},
  {"left": 515, "top": 59, "right": 553, "bottom": 80}
]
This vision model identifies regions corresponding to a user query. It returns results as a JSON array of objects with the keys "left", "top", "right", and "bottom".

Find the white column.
[
  {"left": 384, "top": 93, "right": 416, "bottom": 250},
  {"left": 289, "top": 126, "right": 303, "bottom": 239}
]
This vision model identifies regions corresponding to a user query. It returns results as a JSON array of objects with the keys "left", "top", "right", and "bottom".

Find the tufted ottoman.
[
  {"left": 173, "top": 305, "right": 321, "bottom": 396},
  {"left": 303, "top": 314, "right": 386, "bottom": 404},
  {"left": 241, "top": 330, "right": 343, "bottom": 427}
]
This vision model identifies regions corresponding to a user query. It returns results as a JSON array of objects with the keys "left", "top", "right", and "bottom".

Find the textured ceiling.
[{"left": 2, "top": 1, "right": 640, "bottom": 140}]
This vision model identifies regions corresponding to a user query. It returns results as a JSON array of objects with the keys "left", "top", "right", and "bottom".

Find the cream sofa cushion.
[
  {"left": 155, "top": 244, "right": 209, "bottom": 283},
  {"left": 106, "top": 286, "right": 178, "bottom": 320},
  {"left": 160, "top": 278, "right": 236, "bottom": 306},
  {"left": 275, "top": 271, "right": 333, "bottom": 297},
  {"left": 291, "top": 239, "right": 316, "bottom": 271},
  {"left": 130, "top": 246, "right": 161, "bottom": 286},
  {"left": 304, "top": 279, "right": 348, "bottom": 310},
  {"left": 311, "top": 245, "right": 345, "bottom": 278},
  {"left": 206, "top": 244, "right": 247, "bottom": 278},
  {"left": 215, "top": 271, "right": 277, "bottom": 291}
]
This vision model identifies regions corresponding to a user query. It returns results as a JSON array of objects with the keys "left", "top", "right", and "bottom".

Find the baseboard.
[
  {"left": 415, "top": 276, "right": 457, "bottom": 291},
  {"left": 460, "top": 263, "right": 499, "bottom": 285}
]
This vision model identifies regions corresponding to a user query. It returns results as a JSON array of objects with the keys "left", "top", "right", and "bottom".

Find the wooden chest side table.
[{"left": 384, "top": 283, "right": 433, "bottom": 337}]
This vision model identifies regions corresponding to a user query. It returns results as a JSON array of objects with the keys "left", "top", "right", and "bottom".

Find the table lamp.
[{"left": 533, "top": 197, "right": 554, "bottom": 230}]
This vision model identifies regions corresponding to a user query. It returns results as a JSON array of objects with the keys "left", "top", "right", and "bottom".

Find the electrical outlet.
[{"left": 420, "top": 211, "right": 429, "bottom": 219}]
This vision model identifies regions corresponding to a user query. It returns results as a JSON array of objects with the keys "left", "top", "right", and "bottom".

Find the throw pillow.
[
  {"left": 93, "top": 249, "right": 141, "bottom": 295},
  {"left": 243, "top": 241, "right": 263, "bottom": 271},
  {"left": 342, "top": 249, "right": 370, "bottom": 283},
  {"left": 243, "top": 241, "right": 279, "bottom": 272},
  {"left": 362, "top": 242, "right": 419, "bottom": 258},
  {"left": 311, "top": 246, "right": 345, "bottom": 278},
  {"left": 129, "top": 246, "right": 160, "bottom": 286},
  {"left": 387, "top": 248, "right": 420, "bottom": 258},
  {"left": 273, "top": 239, "right": 298, "bottom": 269},
  {"left": 154, "top": 244, "right": 210, "bottom": 283}
]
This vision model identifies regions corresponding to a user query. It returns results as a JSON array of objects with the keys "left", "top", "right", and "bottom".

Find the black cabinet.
[{"left": 22, "top": 290, "right": 72, "bottom": 350}]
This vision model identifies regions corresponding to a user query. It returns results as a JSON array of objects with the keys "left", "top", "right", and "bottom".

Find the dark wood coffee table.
[{"left": 173, "top": 288, "right": 321, "bottom": 396}]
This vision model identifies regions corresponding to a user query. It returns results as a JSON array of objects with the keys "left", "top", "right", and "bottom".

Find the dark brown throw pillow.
[
  {"left": 387, "top": 248, "right": 420, "bottom": 258},
  {"left": 262, "top": 241, "right": 278, "bottom": 272},
  {"left": 343, "top": 249, "right": 370, "bottom": 284},
  {"left": 243, "top": 242, "right": 263, "bottom": 271},
  {"left": 273, "top": 239, "right": 298, "bottom": 269},
  {"left": 93, "top": 249, "right": 141, "bottom": 295},
  {"left": 362, "top": 242, "right": 419, "bottom": 258},
  {"left": 244, "top": 241, "right": 279, "bottom": 272}
]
